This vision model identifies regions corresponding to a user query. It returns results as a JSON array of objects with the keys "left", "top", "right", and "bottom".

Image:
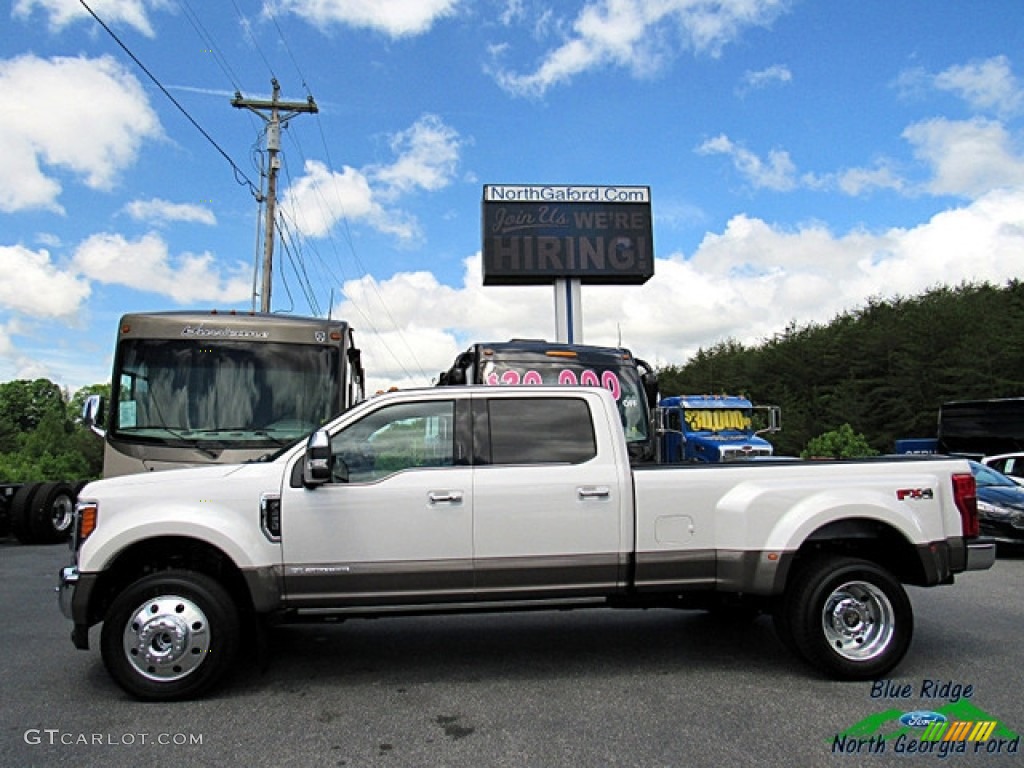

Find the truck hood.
[{"left": 77, "top": 462, "right": 282, "bottom": 499}]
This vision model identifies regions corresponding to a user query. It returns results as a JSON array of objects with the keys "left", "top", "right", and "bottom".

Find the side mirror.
[
  {"left": 636, "top": 359, "right": 659, "bottom": 409},
  {"left": 303, "top": 429, "right": 332, "bottom": 487},
  {"left": 753, "top": 405, "right": 782, "bottom": 435},
  {"left": 82, "top": 395, "right": 106, "bottom": 437}
]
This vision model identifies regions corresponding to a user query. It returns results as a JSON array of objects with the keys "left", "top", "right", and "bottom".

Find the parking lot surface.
[{"left": 2, "top": 540, "right": 1021, "bottom": 767}]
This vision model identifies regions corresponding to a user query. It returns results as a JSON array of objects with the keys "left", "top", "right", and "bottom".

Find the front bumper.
[
  {"left": 57, "top": 565, "right": 78, "bottom": 620},
  {"left": 56, "top": 565, "right": 96, "bottom": 650},
  {"left": 965, "top": 537, "right": 997, "bottom": 571}
]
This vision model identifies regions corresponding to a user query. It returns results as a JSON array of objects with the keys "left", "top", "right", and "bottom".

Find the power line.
[
  {"left": 176, "top": 0, "right": 244, "bottom": 91},
  {"left": 280, "top": 129, "right": 426, "bottom": 380},
  {"left": 263, "top": 2, "right": 313, "bottom": 97},
  {"left": 78, "top": 0, "right": 260, "bottom": 199},
  {"left": 107, "top": 0, "right": 426, "bottom": 379},
  {"left": 229, "top": 0, "right": 276, "bottom": 79}
]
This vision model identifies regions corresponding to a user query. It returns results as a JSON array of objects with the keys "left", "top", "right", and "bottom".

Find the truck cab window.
[
  {"left": 330, "top": 400, "right": 455, "bottom": 483},
  {"left": 487, "top": 398, "right": 596, "bottom": 465}
]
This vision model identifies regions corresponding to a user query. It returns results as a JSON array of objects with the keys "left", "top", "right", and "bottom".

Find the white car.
[{"left": 981, "top": 453, "right": 1024, "bottom": 486}]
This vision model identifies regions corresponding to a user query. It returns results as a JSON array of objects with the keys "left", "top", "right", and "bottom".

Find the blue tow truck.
[{"left": 658, "top": 394, "right": 780, "bottom": 463}]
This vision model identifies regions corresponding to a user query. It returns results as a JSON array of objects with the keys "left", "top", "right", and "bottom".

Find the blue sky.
[{"left": 2, "top": 0, "right": 1023, "bottom": 394}]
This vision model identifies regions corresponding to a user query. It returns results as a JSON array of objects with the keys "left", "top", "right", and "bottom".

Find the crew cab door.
[
  {"left": 279, "top": 396, "right": 473, "bottom": 607},
  {"left": 470, "top": 393, "right": 628, "bottom": 598}
]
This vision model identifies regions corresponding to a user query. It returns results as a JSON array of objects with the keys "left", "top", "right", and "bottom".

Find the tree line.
[{"left": 656, "top": 280, "right": 1024, "bottom": 456}]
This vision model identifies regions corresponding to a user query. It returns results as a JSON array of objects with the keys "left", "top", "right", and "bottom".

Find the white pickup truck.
[{"left": 58, "top": 386, "right": 994, "bottom": 700}]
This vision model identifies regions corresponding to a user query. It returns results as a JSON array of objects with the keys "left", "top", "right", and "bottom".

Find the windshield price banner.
[
  {"left": 484, "top": 365, "right": 623, "bottom": 401},
  {"left": 481, "top": 185, "right": 654, "bottom": 285}
]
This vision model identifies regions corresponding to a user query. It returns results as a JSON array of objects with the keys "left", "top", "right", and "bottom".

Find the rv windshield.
[{"left": 113, "top": 339, "right": 339, "bottom": 446}]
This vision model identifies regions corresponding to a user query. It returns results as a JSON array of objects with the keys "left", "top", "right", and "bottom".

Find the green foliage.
[
  {"left": 0, "top": 378, "right": 64, "bottom": 433},
  {"left": 656, "top": 281, "right": 1024, "bottom": 455},
  {"left": 801, "top": 424, "right": 879, "bottom": 459},
  {"left": 0, "top": 379, "right": 104, "bottom": 482}
]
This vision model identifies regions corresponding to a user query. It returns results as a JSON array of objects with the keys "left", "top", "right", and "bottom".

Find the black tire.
[
  {"left": 28, "top": 481, "right": 76, "bottom": 544},
  {"left": 0, "top": 493, "right": 10, "bottom": 538},
  {"left": 9, "top": 483, "right": 42, "bottom": 544},
  {"left": 780, "top": 555, "right": 912, "bottom": 680},
  {"left": 771, "top": 602, "right": 799, "bottom": 656},
  {"left": 100, "top": 570, "right": 241, "bottom": 701}
]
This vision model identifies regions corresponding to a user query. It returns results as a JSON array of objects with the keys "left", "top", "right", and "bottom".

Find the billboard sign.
[{"left": 482, "top": 185, "right": 654, "bottom": 286}]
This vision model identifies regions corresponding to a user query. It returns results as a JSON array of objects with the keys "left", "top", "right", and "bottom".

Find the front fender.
[{"left": 78, "top": 499, "right": 281, "bottom": 575}]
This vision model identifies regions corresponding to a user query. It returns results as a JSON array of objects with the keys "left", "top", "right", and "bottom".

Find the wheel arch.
[
  {"left": 789, "top": 517, "right": 932, "bottom": 587},
  {"left": 87, "top": 536, "right": 255, "bottom": 627}
]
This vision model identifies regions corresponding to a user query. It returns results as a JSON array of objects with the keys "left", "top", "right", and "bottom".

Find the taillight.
[{"left": 951, "top": 473, "right": 979, "bottom": 538}]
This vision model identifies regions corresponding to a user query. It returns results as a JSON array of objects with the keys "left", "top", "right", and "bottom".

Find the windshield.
[
  {"left": 971, "top": 462, "right": 1019, "bottom": 489},
  {"left": 480, "top": 359, "right": 650, "bottom": 445},
  {"left": 113, "top": 339, "right": 339, "bottom": 446}
]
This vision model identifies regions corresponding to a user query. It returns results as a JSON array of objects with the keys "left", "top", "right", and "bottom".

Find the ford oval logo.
[{"left": 900, "top": 711, "right": 948, "bottom": 728}]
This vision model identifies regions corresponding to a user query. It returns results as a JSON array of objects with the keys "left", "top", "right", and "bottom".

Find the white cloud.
[
  {"left": 835, "top": 165, "right": 906, "bottom": 196},
  {"left": 282, "top": 115, "right": 461, "bottom": 240},
  {"left": 696, "top": 134, "right": 798, "bottom": 191},
  {"left": 934, "top": 55, "right": 1024, "bottom": 117},
  {"left": 72, "top": 232, "right": 252, "bottom": 304},
  {"left": 0, "top": 245, "right": 91, "bottom": 320},
  {"left": 122, "top": 198, "right": 217, "bottom": 226},
  {"left": 371, "top": 115, "right": 463, "bottom": 198},
  {"left": 896, "top": 56, "right": 1024, "bottom": 118},
  {"left": 281, "top": 160, "right": 420, "bottom": 240},
  {"left": 738, "top": 63, "right": 791, "bottom": 93},
  {"left": 271, "top": 0, "right": 460, "bottom": 38},
  {"left": 493, "top": 0, "right": 788, "bottom": 97},
  {"left": 336, "top": 264, "right": 562, "bottom": 391},
  {"left": 0, "top": 320, "right": 16, "bottom": 359},
  {"left": 903, "top": 117, "right": 1024, "bottom": 198},
  {"left": 341, "top": 187, "right": 1024, "bottom": 389},
  {"left": 700, "top": 115, "right": 1024, "bottom": 200},
  {"left": 499, "top": 0, "right": 526, "bottom": 26},
  {"left": 12, "top": 0, "right": 166, "bottom": 37},
  {"left": 0, "top": 54, "right": 162, "bottom": 213}
]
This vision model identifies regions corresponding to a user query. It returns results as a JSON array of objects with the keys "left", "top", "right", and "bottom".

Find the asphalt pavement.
[{"left": 1, "top": 539, "right": 1021, "bottom": 767}]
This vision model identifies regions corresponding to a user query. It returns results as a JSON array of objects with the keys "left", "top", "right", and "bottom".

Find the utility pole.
[{"left": 232, "top": 79, "right": 318, "bottom": 312}]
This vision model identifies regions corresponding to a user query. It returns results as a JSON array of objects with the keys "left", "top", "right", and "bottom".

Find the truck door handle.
[
  {"left": 577, "top": 486, "right": 611, "bottom": 500},
  {"left": 428, "top": 491, "right": 464, "bottom": 505}
]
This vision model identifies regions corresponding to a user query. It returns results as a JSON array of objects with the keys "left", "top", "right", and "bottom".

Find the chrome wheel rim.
[
  {"left": 821, "top": 580, "right": 895, "bottom": 661},
  {"left": 122, "top": 595, "right": 210, "bottom": 682},
  {"left": 50, "top": 493, "right": 75, "bottom": 534}
]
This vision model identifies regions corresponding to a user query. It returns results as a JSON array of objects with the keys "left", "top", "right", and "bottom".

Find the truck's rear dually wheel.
[
  {"left": 780, "top": 555, "right": 912, "bottom": 680},
  {"left": 100, "top": 570, "right": 240, "bottom": 701}
]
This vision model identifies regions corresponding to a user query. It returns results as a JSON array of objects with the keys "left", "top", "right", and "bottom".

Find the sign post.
[{"left": 554, "top": 278, "right": 583, "bottom": 344}]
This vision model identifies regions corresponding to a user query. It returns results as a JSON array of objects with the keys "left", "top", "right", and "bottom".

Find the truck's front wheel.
[
  {"left": 781, "top": 556, "right": 912, "bottom": 680},
  {"left": 100, "top": 570, "right": 240, "bottom": 701}
]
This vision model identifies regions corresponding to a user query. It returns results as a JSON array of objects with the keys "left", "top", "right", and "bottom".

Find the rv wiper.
[
  {"left": 150, "top": 427, "right": 222, "bottom": 459},
  {"left": 185, "top": 428, "right": 290, "bottom": 447}
]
